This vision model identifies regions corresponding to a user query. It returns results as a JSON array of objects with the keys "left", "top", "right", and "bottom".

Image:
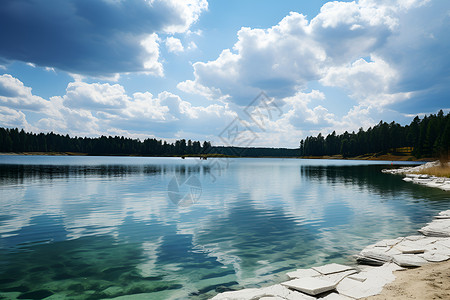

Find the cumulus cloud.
[
  {"left": 165, "top": 37, "right": 185, "bottom": 53},
  {"left": 0, "top": 0, "right": 207, "bottom": 76},
  {"left": 0, "top": 74, "right": 49, "bottom": 110},
  {"left": 0, "top": 106, "right": 32, "bottom": 130},
  {"left": 0, "top": 75, "right": 236, "bottom": 141},
  {"left": 176, "top": 0, "right": 449, "bottom": 142}
]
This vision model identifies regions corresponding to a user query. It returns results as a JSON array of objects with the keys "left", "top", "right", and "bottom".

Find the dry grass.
[{"left": 414, "top": 164, "right": 450, "bottom": 178}]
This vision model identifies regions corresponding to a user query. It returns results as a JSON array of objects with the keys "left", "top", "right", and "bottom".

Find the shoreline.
[
  {"left": 0, "top": 151, "right": 435, "bottom": 162},
  {"left": 362, "top": 260, "right": 450, "bottom": 300},
  {"left": 212, "top": 210, "right": 450, "bottom": 300},
  {"left": 382, "top": 161, "right": 450, "bottom": 190}
]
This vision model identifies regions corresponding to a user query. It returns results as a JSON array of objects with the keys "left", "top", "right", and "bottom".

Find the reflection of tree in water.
[
  {"left": 301, "top": 164, "right": 447, "bottom": 197},
  {"left": 0, "top": 164, "right": 203, "bottom": 185},
  {"left": 195, "top": 196, "right": 321, "bottom": 281},
  {"left": 300, "top": 164, "right": 450, "bottom": 223}
]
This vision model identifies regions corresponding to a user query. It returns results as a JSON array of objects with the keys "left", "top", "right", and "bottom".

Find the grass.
[{"left": 414, "top": 163, "right": 450, "bottom": 178}]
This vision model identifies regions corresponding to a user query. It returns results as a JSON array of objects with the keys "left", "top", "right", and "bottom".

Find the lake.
[{"left": 0, "top": 156, "right": 449, "bottom": 299}]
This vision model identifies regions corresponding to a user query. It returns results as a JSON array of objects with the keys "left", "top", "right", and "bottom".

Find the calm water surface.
[{"left": 0, "top": 156, "right": 449, "bottom": 299}]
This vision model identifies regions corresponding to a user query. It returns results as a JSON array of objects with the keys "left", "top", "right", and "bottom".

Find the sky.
[{"left": 0, "top": 0, "right": 449, "bottom": 148}]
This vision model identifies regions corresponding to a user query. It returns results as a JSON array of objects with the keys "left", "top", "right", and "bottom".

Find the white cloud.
[
  {"left": 0, "top": 74, "right": 49, "bottom": 111},
  {"left": 0, "top": 106, "right": 32, "bottom": 130},
  {"left": 0, "top": 76, "right": 238, "bottom": 141},
  {"left": 62, "top": 82, "right": 129, "bottom": 110},
  {"left": 178, "top": 0, "right": 449, "bottom": 140},
  {"left": 161, "top": 0, "right": 209, "bottom": 34},
  {"left": 165, "top": 37, "right": 184, "bottom": 53},
  {"left": 141, "top": 33, "right": 164, "bottom": 76}
]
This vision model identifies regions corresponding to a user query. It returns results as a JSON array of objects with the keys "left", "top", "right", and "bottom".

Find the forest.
[
  {"left": 300, "top": 110, "right": 450, "bottom": 158},
  {"left": 1, "top": 110, "right": 448, "bottom": 158},
  {"left": 0, "top": 128, "right": 212, "bottom": 156},
  {"left": 0, "top": 128, "right": 298, "bottom": 157}
]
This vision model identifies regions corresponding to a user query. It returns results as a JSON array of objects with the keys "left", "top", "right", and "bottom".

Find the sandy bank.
[{"left": 363, "top": 260, "right": 450, "bottom": 300}]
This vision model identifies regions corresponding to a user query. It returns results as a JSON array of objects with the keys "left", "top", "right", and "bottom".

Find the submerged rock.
[{"left": 17, "top": 289, "right": 54, "bottom": 299}]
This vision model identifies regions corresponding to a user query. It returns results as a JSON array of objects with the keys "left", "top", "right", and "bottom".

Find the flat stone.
[
  {"left": 312, "top": 263, "right": 356, "bottom": 275},
  {"left": 438, "top": 184, "right": 450, "bottom": 191},
  {"left": 284, "top": 291, "right": 316, "bottom": 300},
  {"left": 394, "top": 242, "right": 426, "bottom": 254},
  {"left": 286, "top": 268, "right": 321, "bottom": 279},
  {"left": 436, "top": 239, "right": 450, "bottom": 249},
  {"left": 424, "top": 242, "right": 450, "bottom": 256},
  {"left": 438, "top": 210, "right": 450, "bottom": 217},
  {"left": 336, "top": 263, "right": 399, "bottom": 299},
  {"left": 319, "top": 292, "right": 354, "bottom": 300},
  {"left": 211, "top": 288, "right": 262, "bottom": 299},
  {"left": 355, "top": 255, "right": 385, "bottom": 266},
  {"left": 211, "top": 284, "right": 315, "bottom": 300},
  {"left": 420, "top": 252, "right": 449, "bottom": 262},
  {"left": 404, "top": 235, "right": 427, "bottom": 241},
  {"left": 262, "top": 284, "right": 316, "bottom": 300},
  {"left": 358, "top": 249, "right": 393, "bottom": 263},
  {"left": 336, "top": 277, "right": 385, "bottom": 299},
  {"left": 393, "top": 254, "right": 428, "bottom": 267},
  {"left": 316, "top": 270, "right": 358, "bottom": 285},
  {"left": 347, "top": 273, "right": 367, "bottom": 282},
  {"left": 259, "top": 297, "right": 285, "bottom": 300},
  {"left": 102, "top": 286, "right": 124, "bottom": 297},
  {"left": 282, "top": 277, "right": 336, "bottom": 296},
  {"left": 374, "top": 239, "right": 402, "bottom": 247}
]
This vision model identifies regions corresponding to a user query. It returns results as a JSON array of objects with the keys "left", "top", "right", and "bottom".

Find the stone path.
[{"left": 211, "top": 210, "right": 450, "bottom": 300}]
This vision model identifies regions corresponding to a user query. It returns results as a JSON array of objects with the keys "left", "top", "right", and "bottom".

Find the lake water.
[{"left": 0, "top": 156, "right": 449, "bottom": 299}]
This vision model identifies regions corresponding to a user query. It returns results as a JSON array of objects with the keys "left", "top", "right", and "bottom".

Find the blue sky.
[{"left": 0, "top": 0, "right": 449, "bottom": 147}]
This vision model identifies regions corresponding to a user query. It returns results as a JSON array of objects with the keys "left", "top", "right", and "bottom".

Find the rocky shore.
[
  {"left": 382, "top": 161, "right": 450, "bottom": 191},
  {"left": 211, "top": 164, "right": 450, "bottom": 300},
  {"left": 211, "top": 210, "right": 450, "bottom": 300}
]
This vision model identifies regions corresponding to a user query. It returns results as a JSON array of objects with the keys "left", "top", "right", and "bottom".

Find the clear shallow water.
[{"left": 0, "top": 156, "right": 449, "bottom": 299}]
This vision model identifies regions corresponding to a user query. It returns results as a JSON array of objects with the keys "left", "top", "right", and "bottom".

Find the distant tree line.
[
  {"left": 0, "top": 128, "right": 212, "bottom": 156},
  {"left": 300, "top": 110, "right": 450, "bottom": 158},
  {"left": 0, "top": 128, "right": 299, "bottom": 157}
]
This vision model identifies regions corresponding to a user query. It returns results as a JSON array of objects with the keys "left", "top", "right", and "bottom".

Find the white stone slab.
[
  {"left": 316, "top": 270, "right": 358, "bottom": 285},
  {"left": 438, "top": 210, "right": 450, "bottom": 217},
  {"left": 284, "top": 291, "right": 316, "bottom": 300},
  {"left": 336, "top": 277, "right": 385, "bottom": 299},
  {"left": 336, "top": 263, "right": 399, "bottom": 299},
  {"left": 394, "top": 241, "right": 426, "bottom": 254},
  {"left": 436, "top": 239, "right": 450, "bottom": 249},
  {"left": 393, "top": 254, "right": 428, "bottom": 267},
  {"left": 359, "top": 249, "right": 393, "bottom": 263},
  {"left": 420, "top": 252, "right": 449, "bottom": 262},
  {"left": 438, "top": 184, "right": 450, "bottom": 191},
  {"left": 211, "top": 288, "right": 261, "bottom": 300},
  {"left": 286, "top": 268, "right": 321, "bottom": 279},
  {"left": 374, "top": 238, "right": 402, "bottom": 247},
  {"left": 319, "top": 292, "right": 354, "bottom": 300},
  {"left": 212, "top": 284, "right": 316, "bottom": 300},
  {"left": 347, "top": 273, "right": 367, "bottom": 282},
  {"left": 312, "top": 263, "right": 356, "bottom": 275},
  {"left": 404, "top": 235, "right": 427, "bottom": 241},
  {"left": 282, "top": 277, "right": 336, "bottom": 296},
  {"left": 259, "top": 297, "right": 284, "bottom": 300}
]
